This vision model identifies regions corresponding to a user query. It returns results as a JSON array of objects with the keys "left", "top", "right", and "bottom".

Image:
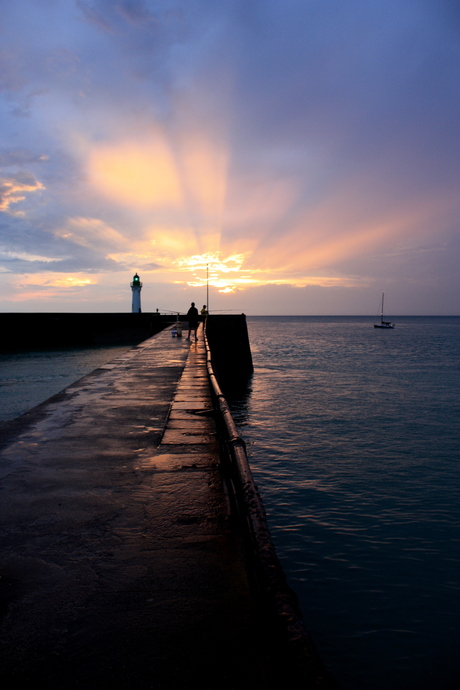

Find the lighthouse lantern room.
[{"left": 130, "top": 273, "right": 142, "bottom": 313}]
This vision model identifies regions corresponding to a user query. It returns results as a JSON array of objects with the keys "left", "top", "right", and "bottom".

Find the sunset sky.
[{"left": 1, "top": 0, "right": 458, "bottom": 315}]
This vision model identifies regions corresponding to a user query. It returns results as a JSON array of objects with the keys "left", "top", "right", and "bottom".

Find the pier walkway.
[{"left": 0, "top": 325, "right": 270, "bottom": 689}]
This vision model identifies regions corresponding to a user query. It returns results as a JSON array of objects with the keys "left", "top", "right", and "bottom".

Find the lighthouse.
[{"left": 130, "top": 273, "right": 142, "bottom": 313}]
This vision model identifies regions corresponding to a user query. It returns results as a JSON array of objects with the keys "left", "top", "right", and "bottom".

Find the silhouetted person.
[{"left": 186, "top": 302, "right": 199, "bottom": 341}]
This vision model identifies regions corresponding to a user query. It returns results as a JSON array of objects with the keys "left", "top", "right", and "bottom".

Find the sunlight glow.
[
  {"left": 148, "top": 227, "right": 199, "bottom": 257},
  {"left": 21, "top": 274, "right": 95, "bottom": 288},
  {"left": 47, "top": 277, "right": 94, "bottom": 288},
  {"left": 173, "top": 252, "right": 247, "bottom": 293},
  {"left": 55, "top": 217, "right": 128, "bottom": 250},
  {"left": 89, "top": 139, "right": 182, "bottom": 208},
  {"left": 180, "top": 135, "right": 228, "bottom": 219}
]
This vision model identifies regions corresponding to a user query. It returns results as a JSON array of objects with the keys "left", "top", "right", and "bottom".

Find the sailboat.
[{"left": 374, "top": 292, "right": 395, "bottom": 328}]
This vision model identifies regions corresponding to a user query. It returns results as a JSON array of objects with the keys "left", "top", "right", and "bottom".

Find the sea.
[
  {"left": 0, "top": 316, "right": 458, "bottom": 689},
  {"left": 231, "top": 316, "right": 459, "bottom": 690},
  {"left": 0, "top": 344, "right": 131, "bottom": 424}
]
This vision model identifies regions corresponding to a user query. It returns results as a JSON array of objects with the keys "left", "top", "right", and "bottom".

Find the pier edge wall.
[
  {"left": 204, "top": 314, "right": 253, "bottom": 392},
  {"left": 204, "top": 317, "right": 335, "bottom": 689}
]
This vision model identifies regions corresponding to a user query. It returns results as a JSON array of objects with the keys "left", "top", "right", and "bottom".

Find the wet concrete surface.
[{"left": 0, "top": 326, "right": 270, "bottom": 689}]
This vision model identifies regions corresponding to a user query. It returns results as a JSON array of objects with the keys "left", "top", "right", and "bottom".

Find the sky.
[{"left": 0, "top": 0, "right": 458, "bottom": 315}]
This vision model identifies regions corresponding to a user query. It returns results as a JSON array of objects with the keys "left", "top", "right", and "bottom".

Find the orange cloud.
[
  {"left": 20, "top": 274, "right": 96, "bottom": 288},
  {"left": 0, "top": 175, "right": 44, "bottom": 215},
  {"left": 2, "top": 274, "right": 96, "bottom": 302}
]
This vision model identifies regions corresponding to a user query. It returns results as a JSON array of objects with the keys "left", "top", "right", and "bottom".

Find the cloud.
[
  {"left": 0, "top": 249, "right": 60, "bottom": 263},
  {"left": 76, "top": 1, "right": 116, "bottom": 34},
  {"left": 77, "top": 0, "right": 158, "bottom": 32},
  {"left": 106, "top": 253, "right": 161, "bottom": 271},
  {"left": 114, "top": 0, "right": 157, "bottom": 26},
  {"left": 0, "top": 172, "right": 44, "bottom": 215},
  {"left": 0, "top": 149, "right": 49, "bottom": 167}
]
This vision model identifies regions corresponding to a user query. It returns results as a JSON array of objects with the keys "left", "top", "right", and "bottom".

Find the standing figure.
[
  {"left": 200, "top": 305, "right": 208, "bottom": 318},
  {"left": 186, "top": 302, "right": 199, "bottom": 341}
]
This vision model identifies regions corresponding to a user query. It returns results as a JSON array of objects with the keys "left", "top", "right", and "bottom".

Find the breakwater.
[
  {"left": 0, "top": 312, "right": 177, "bottom": 351},
  {"left": 0, "top": 315, "right": 333, "bottom": 688},
  {"left": 205, "top": 314, "right": 253, "bottom": 392}
]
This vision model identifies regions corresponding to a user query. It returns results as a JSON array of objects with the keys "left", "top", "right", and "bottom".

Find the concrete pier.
[
  {"left": 1, "top": 319, "right": 335, "bottom": 689},
  {"left": 0, "top": 325, "right": 273, "bottom": 689}
]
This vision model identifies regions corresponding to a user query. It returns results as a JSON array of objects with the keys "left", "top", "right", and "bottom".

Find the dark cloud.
[
  {"left": 77, "top": 0, "right": 159, "bottom": 34},
  {"left": 0, "top": 149, "right": 49, "bottom": 167},
  {"left": 231, "top": 1, "right": 457, "bottom": 150},
  {"left": 115, "top": 0, "right": 157, "bottom": 26},
  {"left": 0, "top": 211, "right": 116, "bottom": 274},
  {"left": 0, "top": 240, "right": 124, "bottom": 275},
  {"left": 76, "top": 1, "right": 116, "bottom": 34}
]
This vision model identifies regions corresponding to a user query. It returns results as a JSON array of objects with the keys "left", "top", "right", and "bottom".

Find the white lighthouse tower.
[{"left": 130, "top": 273, "right": 142, "bottom": 313}]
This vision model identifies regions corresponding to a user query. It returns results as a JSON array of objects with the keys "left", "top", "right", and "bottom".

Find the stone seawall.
[{"left": 0, "top": 313, "right": 176, "bottom": 351}]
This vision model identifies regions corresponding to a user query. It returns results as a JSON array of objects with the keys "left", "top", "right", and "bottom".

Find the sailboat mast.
[{"left": 374, "top": 291, "right": 394, "bottom": 328}]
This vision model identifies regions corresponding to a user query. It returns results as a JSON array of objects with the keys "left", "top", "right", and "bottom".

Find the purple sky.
[{"left": 1, "top": 0, "right": 458, "bottom": 314}]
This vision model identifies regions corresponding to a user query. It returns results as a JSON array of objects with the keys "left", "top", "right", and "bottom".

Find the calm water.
[
  {"left": 0, "top": 345, "right": 130, "bottom": 424},
  {"left": 230, "top": 316, "right": 459, "bottom": 690}
]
